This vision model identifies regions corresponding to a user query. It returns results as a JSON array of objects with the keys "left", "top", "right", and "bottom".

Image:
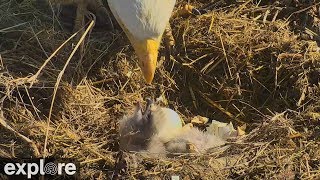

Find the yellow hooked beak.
[{"left": 131, "top": 38, "right": 160, "bottom": 84}]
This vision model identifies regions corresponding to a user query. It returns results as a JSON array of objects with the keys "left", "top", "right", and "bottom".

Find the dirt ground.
[{"left": 0, "top": 0, "right": 319, "bottom": 179}]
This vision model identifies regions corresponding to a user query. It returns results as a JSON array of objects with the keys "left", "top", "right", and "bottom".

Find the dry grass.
[{"left": 0, "top": 0, "right": 319, "bottom": 179}]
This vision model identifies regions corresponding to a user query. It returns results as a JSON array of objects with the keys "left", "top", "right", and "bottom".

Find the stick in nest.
[
  {"left": 0, "top": 109, "right": 40, "bottom": 157},
  {"left": 42, "top": 20, "right": 95, "bottom": 158}
]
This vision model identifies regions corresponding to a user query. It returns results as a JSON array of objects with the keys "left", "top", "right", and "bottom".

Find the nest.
[{"left": 0, "top": 0, "right": 319, "bottom": 179}]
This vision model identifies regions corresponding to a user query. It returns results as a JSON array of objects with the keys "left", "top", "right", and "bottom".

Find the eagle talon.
[
  {"left": 176, "top": 4, "right": 207, "bottom": 17},
  {"left": 190, "top": 7, "right": 202, "bottom": 16}
]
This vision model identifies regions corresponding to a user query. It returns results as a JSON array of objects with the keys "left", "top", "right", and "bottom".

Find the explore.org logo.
[{"left": 0, "top": 158, "right": 79, "bottom": 179}]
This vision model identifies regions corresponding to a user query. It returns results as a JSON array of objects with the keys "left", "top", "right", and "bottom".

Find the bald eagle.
[
  {"left": 42, "top": 0, "right": 202, "bottom": 83},
  {"left": 107, "top": 0, "right": 176, "bottom": 84}
]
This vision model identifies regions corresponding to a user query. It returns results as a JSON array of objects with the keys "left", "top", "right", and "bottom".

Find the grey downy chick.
[
  {"left": 119, "top": 98, "right": 184, "bottom": 153},
  {"left": 119, "top": 99, "right": 155, "bottom": 152}
]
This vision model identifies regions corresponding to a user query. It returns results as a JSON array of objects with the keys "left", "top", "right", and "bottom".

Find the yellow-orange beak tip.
[
  {"left": 145, "top": 76, "right": 154, "bottom": 85},
  {"left": 139, "top": 56, "right": 157, "bottom": 84},
  {"left": 133, "top": 39, "right": 160, "bottom": 85},
  {"left": 144, "top": 74, "right": 154, "bottom": 85}
]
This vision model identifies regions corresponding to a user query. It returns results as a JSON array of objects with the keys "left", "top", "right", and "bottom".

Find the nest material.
[{"left": 0, "top": 0, "right": 319, "bottom": 179}]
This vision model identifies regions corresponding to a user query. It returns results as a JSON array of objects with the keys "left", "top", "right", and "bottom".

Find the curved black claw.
[
  {"left": 191, "top": 7, "right": 201, "bottom": 15},
  {"left": 191, "top": 8, "right": 208, "bottom": 16}
]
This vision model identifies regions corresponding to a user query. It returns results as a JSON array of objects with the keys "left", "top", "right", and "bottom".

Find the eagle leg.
[
  {"left": 163, "top": 24, "right": 175, "bottom": 61},
  {"left": 74, "top": 0, "right": 87, "bottom": 33},
  {"left": 87, "top": 0, "right": 114, "bottom": 30},
  {"left": 163, "top": 4, "right": 206, "bottom": 61},
  {"left": 49, "top": 0, "right": 113, "bottom": 32}
]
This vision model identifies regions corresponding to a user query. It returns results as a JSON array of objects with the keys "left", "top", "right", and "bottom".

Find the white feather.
[
  {"left": 107, "top": 0, "right": 176, "bottom": 40},
  {"left": 207, "top": 120, "right": 238, "bottom": 139},
  {"left": 148, "top": 127, "right": 226, "bottom": 155}
]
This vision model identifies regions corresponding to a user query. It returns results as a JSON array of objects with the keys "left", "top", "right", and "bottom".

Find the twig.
[
  {"left": 27, "top": 31, "right": 78, "bottom": 87},
  {"left": 42, "top": 20, "right": 95, "bottom": 158},
  {"left": 196, "top": 89, "right": 245, "bottom": 124},
  {"left": 218, "top": 33, "right": 232, "bottom": 78},
  {"left": 0, "top": 109, "right": 40, "bottom": 157}
]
